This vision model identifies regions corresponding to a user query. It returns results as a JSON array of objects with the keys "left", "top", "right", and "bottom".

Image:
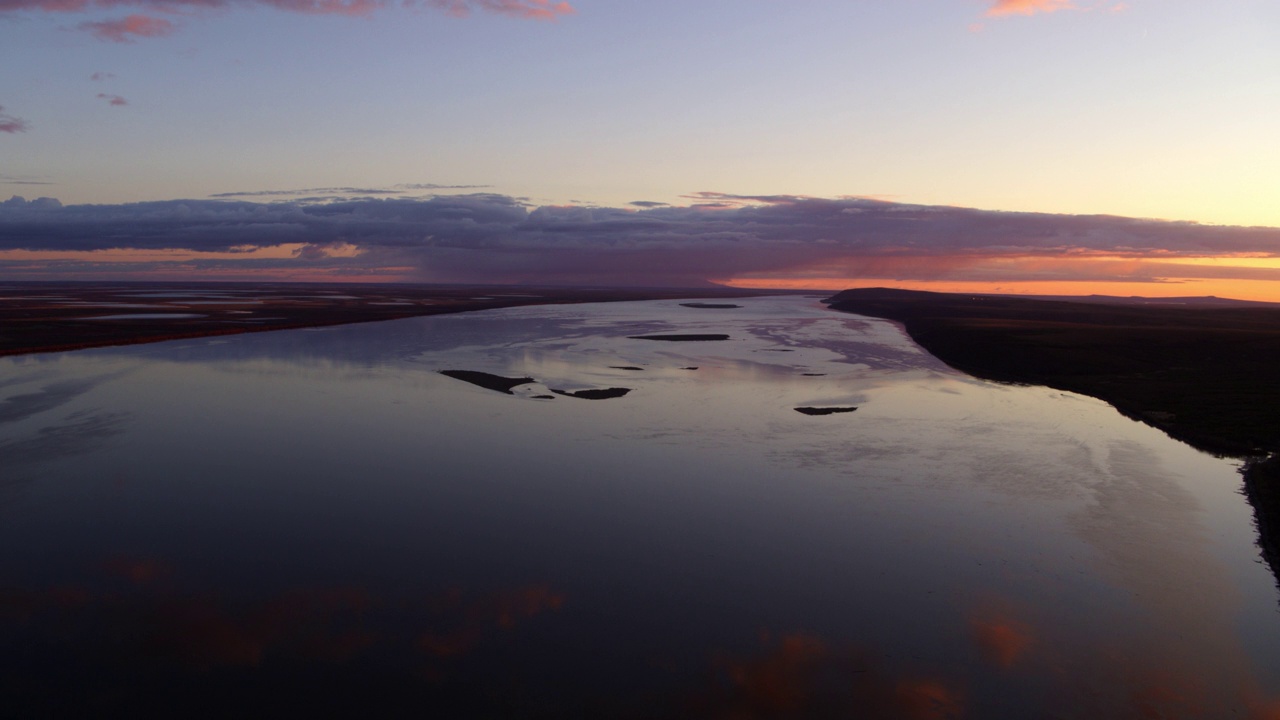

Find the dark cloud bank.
[{"left": 3, "top": 193, "right": 1280, "bottom": 286}]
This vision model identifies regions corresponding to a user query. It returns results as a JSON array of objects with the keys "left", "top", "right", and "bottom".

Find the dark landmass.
[
  {"left": 609, "top": 366, "right": 645, "bottom": 371},
  {"left": 679, "top": 303, "right": 742, "bottom": 309},
  {"left": 629, "top": 334, "right": 731, "bottom": 342},
  {"left": 0, "top": 282, "right": 787, "bottom": 357},
  {"left": 795, "top": 406, "right": 858, "bottom": 416},
  {"left": 825, "top": 287, "right": 1280, "bottom": 590},
  {"left": 681, "top": 367, "right": 699, "bottom": 371},
  {"left": 803, "top": 373, "right": 826, "bottom": 377},
  {"left": 438, "top": 370, "right": 535, "bottom": 395},
  {"left": 551, "top": 388, "right": 632, "bottom": 400},
  {"left": 532, "top": 395, "right": 556, "bottom": 400}
]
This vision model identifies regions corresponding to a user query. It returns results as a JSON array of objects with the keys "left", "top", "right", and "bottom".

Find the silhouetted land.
[
  {"left": 0, "top": 282, "right": 786, "bottom": 357},
  {"left": 826, "top": 287, "right": 1280, "bottom": 588}
]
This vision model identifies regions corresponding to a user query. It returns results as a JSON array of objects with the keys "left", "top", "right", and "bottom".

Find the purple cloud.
[
  {"left": 79, "top": 13, "right": 175, "bottom": 42},
  {"left": 0, "top": 106, "right": 29, "bottom": 133},
  {"left": 2, "top": 0, "right": 574, "bottom": 41},
  {"left": 3, "top": 194, "right": 1280, "bottom": 287},
  {"left": 96, "top": 93, "right": 128, "bottom": 106}
]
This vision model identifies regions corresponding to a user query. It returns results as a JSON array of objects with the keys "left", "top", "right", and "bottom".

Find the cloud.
[
  {"left": 427, "top": 0, "right": 573, "bottom": 21},
  {"left": 1, "top": 175, "right": 54, "bottom": 185},
  {"left": 983, "top": 0, "right": 1126, "bottom": 19},
  {"left": 96, "top": 92, "right": 128, "bottom": 106},
  {"left": 395, "top": 182, "right": 493, "bottom": 191},
  {"left": 209, "top": 184, "right": 490, "bottom": 199},
  {"left": 0, "top": 106, "right": 29, "bottom": 133},
  {"left": 3, "top": 193, "right": 1280, "bottom": 287},
  {"left": 210, "top": 186, "right": 404, "bottom": 198},
  {"left": 2, "top": 0, "right": 574, "bottom": 41},
  {"left": 79, "top": 13, "right": 175, "bottom": 42},
  {"left": 89, "top": 71, "right": 116, "bottom": 81},
  {"left": 985, "top": 0, "right": 1077, "bottom": 16}
]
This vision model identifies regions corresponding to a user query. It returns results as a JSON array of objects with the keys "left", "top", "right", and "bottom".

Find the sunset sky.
[{"left": 2, "top": 0, "right": 1279, "bottom": 298}]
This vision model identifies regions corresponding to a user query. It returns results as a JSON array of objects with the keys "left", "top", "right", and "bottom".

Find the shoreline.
[{"left": 825, "top": 287, "right": 1280, "bottom": 596}]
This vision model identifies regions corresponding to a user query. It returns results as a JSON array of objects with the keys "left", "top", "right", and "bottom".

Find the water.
[{"left": 1, "top": 296, "right": 1277, "bottom": 717}]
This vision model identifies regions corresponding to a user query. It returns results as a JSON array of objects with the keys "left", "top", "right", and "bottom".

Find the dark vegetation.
[
  {"left": 795, "top": 406, "right": 858, "bottom": 416},
  {"left": 826, "top": 287, "right": 1280, "bottom": 589}
]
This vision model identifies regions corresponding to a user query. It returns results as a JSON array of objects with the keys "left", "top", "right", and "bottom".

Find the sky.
[{"left": 2, "top": 0, "right": 1279, "bottom": 298}]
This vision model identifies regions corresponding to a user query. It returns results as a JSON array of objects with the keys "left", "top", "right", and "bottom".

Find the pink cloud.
[
  {"left": 79, "top": 13, "right": 176, "bottom": 42},
  {"left": 97, "top": 93, "right": 128, "bottom": 106},
  {"left": 258, "top": 0, "right": 383, "bottom": 17},
  {"left": 0, "top": 106, "right": 29, "bottom": 133},
  {"left": 411, "top": 0, "right": 578, "bottom": 20},
  {"left": 986, "top": 0, "right": 1076, "bottom": 17},
  {"left": 0, "top": 0, "right": 575, "bottom": 20}
]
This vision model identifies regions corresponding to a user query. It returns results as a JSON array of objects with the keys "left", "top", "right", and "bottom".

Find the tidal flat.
[{"left": 2, "top": 294, "right": 1278, "bottom": 717}]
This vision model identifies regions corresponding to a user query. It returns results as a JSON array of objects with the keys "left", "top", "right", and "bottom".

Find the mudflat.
[{"left": 0, "top": 282, "right": 780, "bottom": 357}]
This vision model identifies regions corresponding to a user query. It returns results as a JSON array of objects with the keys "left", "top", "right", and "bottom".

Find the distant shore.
[
  {"left": 826, "top": 287, "right": 1280, "bottom": 592},
  {"left": 0, "top": 282, "right": 796, "bottom": 358}
]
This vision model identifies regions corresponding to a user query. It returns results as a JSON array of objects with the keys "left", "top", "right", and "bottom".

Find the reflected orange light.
[
  {"left": 894, "top": 679, "right": 965, "bottom": 720},
  {"left": 971, "top": 616, "right": 1034, "bottom": 669}
]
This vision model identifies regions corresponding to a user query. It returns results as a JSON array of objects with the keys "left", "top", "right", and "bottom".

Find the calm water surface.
[{"left": 2, "top": 296, "right": 1278, "bottom": 717}]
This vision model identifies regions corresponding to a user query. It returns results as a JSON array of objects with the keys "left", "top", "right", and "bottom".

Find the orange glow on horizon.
[
  {"left": 716, "top": 253, "right": 1280, "bottom": 303},
  {"left": 718, "top": 277, "right": 1280, "bottom": 303}
]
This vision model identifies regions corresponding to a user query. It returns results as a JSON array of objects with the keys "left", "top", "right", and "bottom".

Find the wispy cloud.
[
  {"left": 79, "top": 13, "right": 176, "bottom": 42},
  {"left": 90, "top": 71, "right": 116, "bottom": 82},
  {"left": 395, "top": 182, "right": 492, "bottom": 191},
  {"left": 0, "top": 106, "right": 29, "bottom": 133},
  {"left": 210, "top": 183, "right": 491, "bottom": 199},
  {"left": 0, "top": 175, "right": 55, "bottom": 185},
  {"left": 96, "top": 92, "right": 128, "bottom": 106},
  {"left": 1, "top": 0, "right": 574, "bottom": 41},
  {"left": 210, "top": 187, "right": 403, "bottom": 198}
]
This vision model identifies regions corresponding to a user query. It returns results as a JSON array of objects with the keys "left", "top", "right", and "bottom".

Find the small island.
[
  {"left": 439, "top": 370, "right": 535, "bottom": 395},
  {"left": 551, "top": 388, "right": 632, "bottom": 400},
  {"left": 628, "top": 334, "right": 730, "bottom": 342},
  {"left": 795, "top": 406, "right": 858, "bottom": 416}
]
